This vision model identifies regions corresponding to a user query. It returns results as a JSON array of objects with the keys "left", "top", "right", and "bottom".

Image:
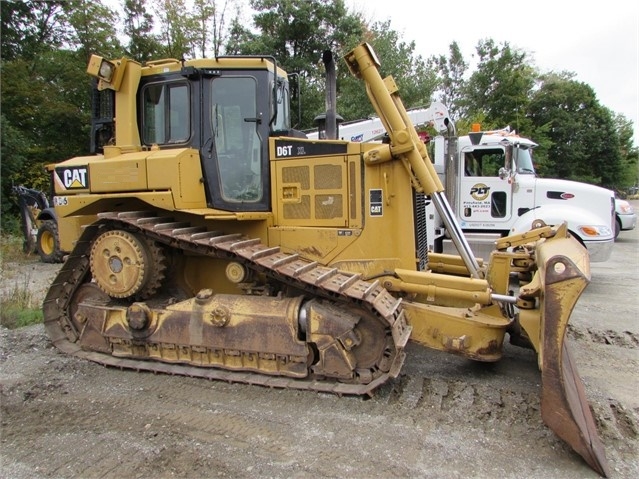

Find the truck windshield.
[{"left": 514, "top": 146, "right": 536, "bottom": 175}]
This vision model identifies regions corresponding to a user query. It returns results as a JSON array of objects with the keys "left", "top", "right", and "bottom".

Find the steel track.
[{"left": 43, "top": 211, "right": 411, "bottom": 396}]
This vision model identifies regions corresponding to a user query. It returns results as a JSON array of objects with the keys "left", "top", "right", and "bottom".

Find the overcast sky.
[{"left": 346, "top": 0, "right": 639, "bottom": 147}]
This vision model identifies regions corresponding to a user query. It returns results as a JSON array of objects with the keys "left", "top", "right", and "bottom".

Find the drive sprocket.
[{"left": 90, "top": 229, "right": 166, "bottom": 299}]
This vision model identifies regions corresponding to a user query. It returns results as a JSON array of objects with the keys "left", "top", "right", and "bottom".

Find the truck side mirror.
[{"left": 501, "top": 140, "right": 513, "bottom": 180}]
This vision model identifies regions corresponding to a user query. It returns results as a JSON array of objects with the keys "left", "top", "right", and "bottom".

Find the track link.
[{"left": 43, "top": 211, "right": 411, "bottom": 395}]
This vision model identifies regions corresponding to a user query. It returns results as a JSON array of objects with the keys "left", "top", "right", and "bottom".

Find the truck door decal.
[{"left": 470, "top": 183, "right": 490, "bottom": 201}]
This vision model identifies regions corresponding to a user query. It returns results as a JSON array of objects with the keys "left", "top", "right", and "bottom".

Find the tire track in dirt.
[{"left": 568, "top": 325, "right": 639, "bottom": 349}]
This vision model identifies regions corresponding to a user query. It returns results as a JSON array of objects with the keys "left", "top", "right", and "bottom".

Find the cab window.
[
  {"left": 272, "top": 79, "right": 290, "bottom": 132},
  {"left": 142, "top": 82, "right": 190, "bottom": 145},
  {"left": 464, "top": 149, "right": 505, "bottom": 177}
]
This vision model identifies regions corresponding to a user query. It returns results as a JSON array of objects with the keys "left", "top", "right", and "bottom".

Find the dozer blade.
[{"left": 534, "top": 233, "right": 611, "bottom": 477}]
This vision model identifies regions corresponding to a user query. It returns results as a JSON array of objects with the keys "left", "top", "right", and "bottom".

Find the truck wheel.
[
  {"left": 36, "top": 220, "right": 65, "bottom": 263},
  {"left": 615, "top": 217, "right": 621, "bottom": 239}
]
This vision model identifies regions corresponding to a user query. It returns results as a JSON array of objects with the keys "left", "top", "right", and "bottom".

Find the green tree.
[
  {"left": 225, "top": 7, "right": 259, "bottom": 56},
  {"left": 1, "top": 1, "right": 105, "bottom": 232},
  {"left": 154, "top": 0, "right": 198, "bottom": 58},
  {"left": 1, "top": 1, "right": 58, "bottom": 230},
  {"left": 63, "top": 0, "right": 123, "bottom": 62},
  {"left": 527, "top": 73, "right": 623, "bottom": 188},
  {"left": 0, "top": 0, "right": 68, "bottom": 61},
  {"left": 1, "top": 0, "right": 33, "bottom": 61},
  {"left": 0, "top": 114, "right": 31, "bottom": 232},
  {"left": 122, "top": 0, "right": 162, "bottom": 61},
  {"left": 462, "top": 39, "right": 537, "bottom": 134},
  {"left": 369, "top": 21, "right": 437, "bottom": 110},
  {"left": 192, "top": 0, "right": 216, "bottom": 57},
  {"left": 333, "top": 19, "right": 438, "bottom": 126},
  {"left": 210, "top": 0, "right": 235, "bottom": 57},
  {"left": 226, "top": 0, "right": 364, "bottom": 129},
  {"left": 1, "top": 52, "right": 92, "bottom": 168},
  {"left": 428, "top": 41, "right": 468, "bottom": 120},
  {"left": 612, "top": 113, "right": 639, "bottom": 191}
]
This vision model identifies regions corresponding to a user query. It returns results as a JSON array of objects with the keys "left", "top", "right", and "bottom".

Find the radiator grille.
[
  {"left": 282, "top": 166, "right": 310, "bottom": 189},
  {"left": 284, "top": 195, "right": 310, "bottom": 219},
  {"left": 315, "top": 194, "right": 343, "bottom": 219},
  {"left": 314, "top": 164, "right": 342, "bottom": 189},
  {"left": 278, "top": 160, "right": 347, "bottom": 225}
]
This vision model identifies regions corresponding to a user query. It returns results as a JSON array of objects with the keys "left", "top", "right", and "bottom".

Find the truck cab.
[
  {"left": 430, "top": 128, "right": 615, "bottom": 262},
  {"left": 309, "top": 104, "right": 615, "bottom": 263}
]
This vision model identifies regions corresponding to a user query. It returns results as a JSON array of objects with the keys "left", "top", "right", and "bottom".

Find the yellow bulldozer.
[{"left": 43, "top": 43, "right": 609, "bottom": 476}]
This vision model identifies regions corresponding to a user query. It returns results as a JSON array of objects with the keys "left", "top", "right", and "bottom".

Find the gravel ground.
[{"left": 1, "top": 208, "right": 637, "bottom": 479}]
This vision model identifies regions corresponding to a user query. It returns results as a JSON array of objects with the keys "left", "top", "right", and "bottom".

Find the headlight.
[
  {"left": 98, "top": 59, "right": 115, "bottom": 82},
  {"left": 86, "top": 55, "right": 128, "bottom": 91},
  {"left": 617, "top": 200, "right": 634, "bottom": 214},
  {"left": 87, "top": 55, "right": 116, "bottom": 83}
]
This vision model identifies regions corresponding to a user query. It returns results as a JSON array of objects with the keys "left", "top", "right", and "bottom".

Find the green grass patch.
[
  {"left": 0, "top": 273, "right": 43, "bottom": 329},
  {"left": 1, "top": 233, "right": 31, "bottom": 263},
  {"left": 0, "top": 305, "right": 43, "bottom": 329}
]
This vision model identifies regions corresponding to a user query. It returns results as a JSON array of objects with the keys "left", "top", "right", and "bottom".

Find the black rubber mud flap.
[{"left": 537, "top": 245, "right": 611, "bottom": 477}]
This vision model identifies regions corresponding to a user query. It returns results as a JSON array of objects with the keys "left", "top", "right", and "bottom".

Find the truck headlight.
[{"left": 617, "top": 200, "right": 634, "bottom": 214}]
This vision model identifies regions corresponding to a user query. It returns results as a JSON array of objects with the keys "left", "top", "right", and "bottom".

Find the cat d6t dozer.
[{"left": 43, "top": 43, "right": 609, "bottom": 476}]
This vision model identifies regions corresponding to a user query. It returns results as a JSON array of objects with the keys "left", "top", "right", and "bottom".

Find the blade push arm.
[{"left": 344, "top": 44, "right": 481, "bottom": 278}]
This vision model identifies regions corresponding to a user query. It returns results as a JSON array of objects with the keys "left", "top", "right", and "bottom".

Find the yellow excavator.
[{"left": 43, "top": 43, "right": 609, "bottom": 476}]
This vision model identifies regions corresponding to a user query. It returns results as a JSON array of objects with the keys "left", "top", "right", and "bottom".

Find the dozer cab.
[{"left": 43, "top": 43, "right": 609, "bottom": 476}]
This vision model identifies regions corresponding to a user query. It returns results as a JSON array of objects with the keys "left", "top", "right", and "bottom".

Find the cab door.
[
  {"left": 200, "top": 74, "right": 271, "bottom": 212},
  {"left": 458, "top": 146, "right": 513, "bottom": 228}
]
